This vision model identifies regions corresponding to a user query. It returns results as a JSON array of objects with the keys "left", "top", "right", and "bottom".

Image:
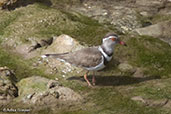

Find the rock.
[
  {"left": 42, "top": 34, "right": 85, "bottom": 76},
  {"left": 134, "top": 0, "right": 171, "bottom": 16},
  {"left": 14, "top": 37, "right": 53, "bottom": 59},
  {"left": 159, "top": 1, "right": 171, "bottom": 15},
  {"left": 163, "top": 100, "right": 171, "bottom": 108},
  {"left": 73, "top": 1, "right": 141, "bottom": 33},
  {"left": 146, "top": 99, "right": 169, "bottom": 107},
  {"left": 0, "top": 67, "right": 18, "bottom": 104},
  {"left": 17, "top": 76, "right": 82, "bottom": 106},
  {"left": 0, "top": 0, "right": 52, "bottom": 10},
  {"left": 131, "top": 96, "right": 146, "bottom": 104},
  {"left": 0, "top": 0, "right": 18, "bottom": 9},
  {"left": 134, "top": 21, "right": 171, "bottom": 45},
  {"left": 43, "top": 35, "right": 85, "bottom": 54},
  {"left": 133, "top": 68, "right": 144, "bottom": 78},
  {"left": 28, "top": 37, "right": 53, "bottom": 53},
  {"left": 56, "top": 87, "right": 81, "bottom": 101},
  {"left": 47, "top": 80, "right": 61, "bottom": 89},
  {"left": 17, "top": 76, "right": 49, "bottom": 98},
  {"left": 118, "top": 63, "right": 135, "bottom": 73},
  {"left": 70, "top": 0, "right": 171, "bottom": 33},
  {"left": 110, "top": 6, "right": 140, "bottom": 33},
  {"left": 131, "top": 96, "right": 170, "bottom": 108}
]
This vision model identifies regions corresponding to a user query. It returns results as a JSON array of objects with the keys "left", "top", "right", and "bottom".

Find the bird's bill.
[{"left": 119, "top": 41, "right": 127, "bottom": 46}]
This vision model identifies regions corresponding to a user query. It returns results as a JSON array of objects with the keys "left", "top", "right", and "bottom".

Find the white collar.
[{"left": 98, "top": 46, "right": 112, "bottom": 61}]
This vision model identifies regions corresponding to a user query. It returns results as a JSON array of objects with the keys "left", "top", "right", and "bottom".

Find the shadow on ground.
[{"left": 67, "top": 75, "right": 161, "bottom": 86}]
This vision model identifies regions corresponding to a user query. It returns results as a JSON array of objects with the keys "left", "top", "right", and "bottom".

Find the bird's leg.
[
  {"left": 84, "top": 71, "right": 92, "bottom": 86},
  {"left": 92, "top": 71, "right": 96, "bottom": 86}
]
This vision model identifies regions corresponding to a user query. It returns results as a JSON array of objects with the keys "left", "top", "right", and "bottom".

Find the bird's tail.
[
  {"left": 41, "top": 54, "right": 59, "bottom": 58},
  {"left": 41, "top": 53, "right": 69, "bottom": 59}
]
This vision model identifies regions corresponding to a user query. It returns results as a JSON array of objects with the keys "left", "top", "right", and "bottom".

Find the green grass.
[
  {"left": 0, "top": 12, "right": 21, "bottom": 36},
  {"left": 0, "top": 47, "right": 50, "bottom": 81},
  {"left": 150, "top": 14, "right": 171, "bottom": 24},
  {"left": 89, "top": 88, "right": 164, "bottom": 114},
  {"left": 123, "top": 35, "right": 171, "bottom": 77},
  {"left": 55, "top": 88, "right": 166, "bottom": 114},
  {"left": 0, "top": 3, "right": 112, "bottom": 46}
]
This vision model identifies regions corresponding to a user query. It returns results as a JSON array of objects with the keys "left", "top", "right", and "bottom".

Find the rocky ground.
[{"left": 0, "top": 0, "right": 171, "bottom": 114}]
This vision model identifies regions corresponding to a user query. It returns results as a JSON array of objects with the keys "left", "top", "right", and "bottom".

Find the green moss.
[
  {"left": 0, "top": 3, "right": 111, "bottom": 46},
  {"left": 0, "top": 47, "right": 51, "bottom": 80},
  {"left": 130, "top": 79, "right": 171, "bottom": 100},
  {"left": 63, "top": 11, "right": 111, "bottom": 45},
  {"left": 78, "top": 88, "right": 164, "bottom": 114},
  {"left": 30, "top": 82, "right": 47, "bottom": 91},
  {"left": 150, "top": 14, "right": 171, "bottom": 24},
  {"left": 0, "top": 12, "right": 21, "bottom": 36},
  {"left": 51, "top": 0, "right": 81, "bottom": 7},
  {"left": 124, "top": 36, "right": 171, "bottom": 77}
]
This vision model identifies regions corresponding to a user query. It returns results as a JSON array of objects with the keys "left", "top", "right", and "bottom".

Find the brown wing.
[{"left": 57, "top": 47, "right": 103, "bottom": 68}]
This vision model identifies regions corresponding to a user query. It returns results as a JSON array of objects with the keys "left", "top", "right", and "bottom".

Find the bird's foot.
[
  {"left": 92, "top": 76, "right": 96, "bottom": 86},
  {"left": 87, "top": 81, "right": 93, "bottom": 87}
]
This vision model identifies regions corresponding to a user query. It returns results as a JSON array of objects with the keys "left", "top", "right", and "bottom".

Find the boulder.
[
  {"left": 0, "top": 66, "right": 18, "bottom": 104},
  {"left": 17, "top": 76, "right": 82, "bottom": 106},
  {"left": 41, "top": 34, "right": 85, "bottom": 76},
  {"left": 134, "top": 21, "right": 171, "bottom": 45},
  {"left": 43, "top": 34, "right": 85, "bottom": 54}
]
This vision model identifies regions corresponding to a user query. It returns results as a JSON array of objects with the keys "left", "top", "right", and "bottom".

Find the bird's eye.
[{"left": 111, "top": 37, "right": 115, "bottom": 41}]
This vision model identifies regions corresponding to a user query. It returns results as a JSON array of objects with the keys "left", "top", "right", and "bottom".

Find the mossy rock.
[
  {"left": 17, "top": 76, "right": 49, "bottom": 97},
  {"left": 17, "top": 76, "right": 82, "bottom": 108}
]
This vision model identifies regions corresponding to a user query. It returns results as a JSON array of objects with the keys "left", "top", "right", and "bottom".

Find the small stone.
[
  {"left": 47, "top": 80, "right": 60, "bottom": 89},
  {"left": 118, "top": 63, "right": 135, "bottom": 73},
  {"left": 55, "top": 78, "right": 59, "bottom": 81},
  {"left": 140, "top": 11, "right": 149, "bottom": 16},
  {"left": 26, "top": 93, "right": 35, "bottom": 99},
  {"left": 133, "top": 68, "right": 144, "bottom": 77},
  {"left": 49, "top": 90, "right": 59, "bottom": 99},
  {"left": 131, "top": 96, "right": 146, "bottom": 103},
  {"left": 146, "top": 99, "right": 169, "bottom": 107}
]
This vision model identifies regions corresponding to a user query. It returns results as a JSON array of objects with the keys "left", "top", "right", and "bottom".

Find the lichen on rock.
[{"left": 0, "top": 66, "right": 18, "bottom": 104}]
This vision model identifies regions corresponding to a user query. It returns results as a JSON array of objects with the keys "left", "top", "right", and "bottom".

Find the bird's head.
[{"left": 102, "top": 33, "right": 127, "bottom": 46}]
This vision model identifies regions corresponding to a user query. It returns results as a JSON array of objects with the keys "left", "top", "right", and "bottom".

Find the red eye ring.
[{"left": 111, "top": 38, "right": 115, "bottom": 41}]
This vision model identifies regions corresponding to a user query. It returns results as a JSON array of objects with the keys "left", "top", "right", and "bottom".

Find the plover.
[{"left": 42, "top": 33, "right": 127, "bottom": 86}]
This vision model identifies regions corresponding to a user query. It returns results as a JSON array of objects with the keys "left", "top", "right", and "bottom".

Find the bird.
[{"left": 41, "top": 33, "right": 127, "bottom": 86}]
